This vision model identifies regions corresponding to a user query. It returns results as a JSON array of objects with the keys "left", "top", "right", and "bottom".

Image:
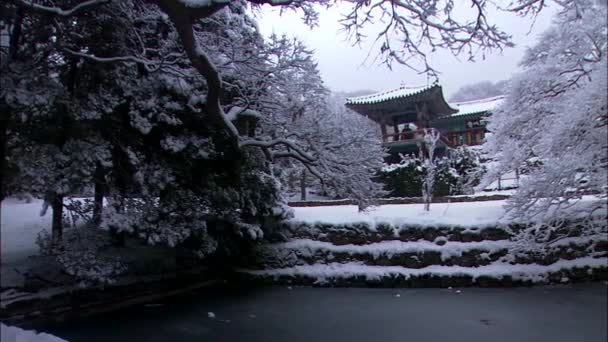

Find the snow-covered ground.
[
  {"left": 291, "top": 200, "right": 509, "bottom": 227},
  {"left": 1, "top": 198, "right": 50, "bottom": 264},
  {"left": 289, "top": 196, "right": 604, "bottom": 228},
  {"left": 1, "top": 199, "right": 51, "bottom": 288},
  {"left": 1, "top": 323, "right": 67, "bottom": 342}
]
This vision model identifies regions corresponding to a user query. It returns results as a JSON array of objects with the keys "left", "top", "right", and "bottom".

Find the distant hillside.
[
  {"left": 450, "top": 80, "right": 508, "bottom": 102},
  {"left": 339, "top": 90, "right": 378, "bottom": 99}
]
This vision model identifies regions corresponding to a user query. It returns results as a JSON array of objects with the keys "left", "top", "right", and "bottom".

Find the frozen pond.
[{"left": 45, "top": 282, "right": 607, "bottom": 342}]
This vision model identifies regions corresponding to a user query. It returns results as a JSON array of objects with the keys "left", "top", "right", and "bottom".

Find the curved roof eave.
[
  {"left": 433, "top": 85, "right": 458, "bottom": 115},
  {"left": 433, "top": 110, "right": 488, "bottom": 122}
]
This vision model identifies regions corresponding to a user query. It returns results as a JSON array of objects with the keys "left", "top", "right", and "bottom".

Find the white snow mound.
[{"left": 1, "top": 324, "right": 67, "bottom": 342}]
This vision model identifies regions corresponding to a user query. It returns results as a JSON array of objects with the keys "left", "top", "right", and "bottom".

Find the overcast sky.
[{"left": 256, "top": 2, "right": 557, "bottom": 98}]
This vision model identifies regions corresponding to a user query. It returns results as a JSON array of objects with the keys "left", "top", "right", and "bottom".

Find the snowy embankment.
[
  {"left": 243, "top": 198, "right": 608, "bottom": 286},
  {"left": 1, "top": 323, "right": 67, "bottom": 342}
]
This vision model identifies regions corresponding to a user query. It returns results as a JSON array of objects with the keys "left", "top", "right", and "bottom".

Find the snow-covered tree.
[
  {"left": 418, "top": 129, "right": 441, "bottom": 211},
  {"left": 2, "top": 0, "right": 572, "bottom": 199},
  {"left": 266, "top": 87, "right": 386, "bottom": 208},
  {"left": 216, "top": 33, "right": 386, "bottom": 208},
  {"left": 316, "top": 93, "right": 387, "bottom": 207},
  {"left": 1, "top": 0, "right": 588, "bottom": 270},
  {"left": 482, "top": 0, "right": 607, "bottom": 245}
]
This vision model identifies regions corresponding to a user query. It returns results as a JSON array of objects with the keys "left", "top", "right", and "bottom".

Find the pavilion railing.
[{"left": 382, "top": 128, "right": 451, "bottom": 146}]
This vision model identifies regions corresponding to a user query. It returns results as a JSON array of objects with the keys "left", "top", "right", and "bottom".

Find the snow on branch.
[
  {"left": 154, "top": 0, "right": 241, "bottom": 143},
  {"left": 157, "top": 0, "right": 229, "bottom": 20},
  {"left": 14, "top": 0, "right": 110, "bottom": 16},
  {"left": 62, "top": 48, "right": 175, "bottom": 73},
  {"left": 340, "top": 0, "right": 513, "bottom": 75},
  {"left": 240, "top": 138, "right": 316, "bottom": 163}
]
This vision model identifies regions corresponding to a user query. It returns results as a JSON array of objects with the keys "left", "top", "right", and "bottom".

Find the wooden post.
[{"left": 393, "top": 118, "right": 399, "bottom": 141}]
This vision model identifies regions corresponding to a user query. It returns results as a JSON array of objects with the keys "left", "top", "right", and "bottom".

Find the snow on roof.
[
  {"left": 450, "top": 95, "right": 504, "bottom": 117},
  {"left": 345, "top": 84, "right": 432, "bottom": 105}
]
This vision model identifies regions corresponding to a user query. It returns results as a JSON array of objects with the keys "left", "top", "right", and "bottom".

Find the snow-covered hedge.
[
  {"left": 251, "top": 234, "right": 606, "bottom": 270},
  {"left": 279, "top": 220, "right": 512, "bottom": 245},
  {"left": 378, "top": 147, "right": 485, "bottom": 198}
]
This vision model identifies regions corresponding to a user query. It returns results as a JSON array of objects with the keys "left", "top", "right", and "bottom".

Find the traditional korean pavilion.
[{"left": 345, "top": 84, "right": 503, "bottom": 162}]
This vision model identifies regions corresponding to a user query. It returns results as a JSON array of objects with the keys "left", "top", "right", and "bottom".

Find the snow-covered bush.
[
  {"left": 450, "top": 147, "right": 486, "bottom": 195},
  {"left": 36, "top": 226, "right": 127, "bottom": 286},
  {"left": 378, "top": 154, "right": 459, "bottom": 198}
]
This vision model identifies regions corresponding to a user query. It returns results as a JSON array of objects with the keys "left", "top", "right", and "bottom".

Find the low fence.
[{"left": 288, "top": 194, "right": 510, "bottom": 207}]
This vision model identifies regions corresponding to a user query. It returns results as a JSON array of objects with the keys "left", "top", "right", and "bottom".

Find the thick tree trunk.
[
  {"left": 424, "top": 199, "right": 430, "bottom": 211},
  {"left": 109, "top": 197, "right": 125, "bottom": 247},
  {"left": 51, "top": 194, "right": 64, "bottom": 242},
  {"left": 9, "top": 9, "right": 24, "bottom": 62},
  {"left": 0, "top": 119, "right": 8, "bottom": 210},
  {"left": 93, "top": 163, "right": 105, "bottom": 227},
  {"left": 0, "top": 120, "right": 6, "bottom": 234},
  {"left": 300, "top": 169, "right": 307, "bottom": 201},
  {"left": 0, "top": 122, "right": 5, "bottom": 203}
]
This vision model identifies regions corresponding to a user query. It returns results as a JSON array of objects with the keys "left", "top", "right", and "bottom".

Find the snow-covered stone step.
[
  {"left": 254, "top": 236, "right": 607, "bottom": 270},
  {"left": 240, "top": 257, "right": 608, "bottom": 287},
  {"left": 282, "top": 222, "right": 513, "bottom": 245}
]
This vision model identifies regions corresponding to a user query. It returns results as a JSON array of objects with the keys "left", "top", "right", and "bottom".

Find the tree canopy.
[{"left": 482, "top": 0, "right": 607, "bottom": 245}]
